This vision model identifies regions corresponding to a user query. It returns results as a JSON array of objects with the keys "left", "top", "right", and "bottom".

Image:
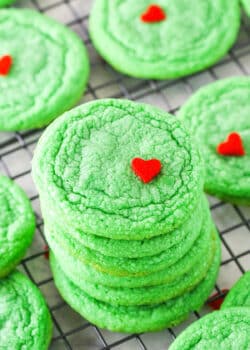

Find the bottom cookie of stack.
[{"left": 50, "top": 236, "right": 220, "bottom": 333}]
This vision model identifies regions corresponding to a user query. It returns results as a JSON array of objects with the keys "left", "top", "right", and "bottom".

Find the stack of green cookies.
[{"left": 32, "top": 99, "right": 221, "bottom": 333}]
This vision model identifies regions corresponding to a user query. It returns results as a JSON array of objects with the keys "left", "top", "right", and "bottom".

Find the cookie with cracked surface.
[
  {"left": 169, "top": 308, "right": 250, "bottom": 350},
  {"left": 32, "top": 98, "right": 203, "bottom": 239},
  {"left": 50, "top": 238, "right": 220, "bottom": 333},
  {"left": 49, "top": 229, "right": 218, "bottom": 306},
  {"left": 0, "top": 9, "right": 89, "bottom": 131},
  {"left": 222, "top": 271, "right": 250, "bottom": 309},
  {"left": 0, "top": 175, "right": 35, "bottom": 278},
  {"left": 0, "top": 270, "right": 52, "bottom": 349},
  {"left": 179, "top": 77, "right": 250, "bottom": 204},
  {"left": 42, "top": 195, "right": 208, "bottom": 259},
  {"left": 89, "top": 0, "right": 240, "bottom": 79},
  {"left": 242, "top": 0, "right": 250, "bottom": 16}
]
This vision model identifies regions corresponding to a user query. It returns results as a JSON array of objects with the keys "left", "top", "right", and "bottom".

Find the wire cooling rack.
[{"left": 1, "top": 1, "right": 250, "bottom": 349}]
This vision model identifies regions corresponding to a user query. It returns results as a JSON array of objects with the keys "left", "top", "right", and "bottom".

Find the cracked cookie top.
[
  {"left": 89, "top": 0, "right": 240, "bottom": 79},
  {"left": 169, "top": 308, "right": 250, "bottom": 350},
  {"left": 0, "top": 271, "right": 52, "bottom": 349},
  {"left": 0, "top": 9, "right": 89, "bottom": 131},
  {"left": 33, "top": 99, "right": 203, "bottom": 239},
  {"left": 179, "top": 77, "right": 250, "bottom": 204}
]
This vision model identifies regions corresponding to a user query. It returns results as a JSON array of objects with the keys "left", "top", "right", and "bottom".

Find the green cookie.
[
  {"left": 0, "top": 9, "right": 89, "bottom": 131},
  {"left": 179, "top": 77, "right": 250, "bottom": 204},
  {"left": 47, "top": 222, "right": 215, "bottom": 289},
  {"left": 33, "top": 99, "right": 203, "bottom": 240},
  {"left": 222, "top": 271, "right": 250, "bottom": 309},
  {"left": 42, "top": 195, "right": 207, "bottom": 259},
  {"left": 89, "top": 0, "right": 240, "bottom": 79},
  {"left": 50, "top": 229, "right": 218, "bottom": 306},
  {"left": 0, "top": 270, "right": 52, "bottom": 349},
  {"left": 242, "top": 0, "right": 250, "bottom": 16},
  {"left": 169, "top": 308, "right": 250, "bottom": 350},
  {"left": 0, "top": 0, "right": 15, "bottom": 6},
  {"left": 51, "top": 240, "right": 220, "bottom": 333},
  {"left": 0, "top": 175, "right": 35, "bottom": 278},
  {"left": 45, "top": 213, "right": 212, "bottom": 276}
]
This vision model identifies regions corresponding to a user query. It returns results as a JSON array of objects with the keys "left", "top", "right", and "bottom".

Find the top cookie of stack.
[
  {"left": 32, "top": 99, "right": 220, "bottom": 332},
  {"left": 33, "top": 99, "right": 203, "bottom": 238}
]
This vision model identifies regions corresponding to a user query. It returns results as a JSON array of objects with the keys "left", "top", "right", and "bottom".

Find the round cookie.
[
  {"left": 42, "top": 195, "right": 207, "bottom": 259},
  {"left": 222, "top": 271, "right": 250, "bottom": 309},
  {"left": 89, "top": 0, "right": 240, "bottom": 79},
  {"left": 242, "top": 0, "right": 250, "bottom": 16},
  {"left": 48, "top": 223, "right": 216, "bottom": 288},
  {"left": 0, "top": 175, "right": 35, "bottom": 278},
  {"left": 0, "top": 0, "right": 15, "bottom": 6},
  {"left": 51, "top": 240, "right": 220, "bottom": 333},
  {"left": 45, "top": 214, "right": 212, "bottom": 276},
  {"left": 0, "top": 9, "right": 89, "bottom": 131},
  {"left": 169, "top": 308, "right": 250, "bottom": 350},
  {"left": 32, "top": 99, "right": 203, "bottom": 239},
  {"left": 50, "top": 229, "right": 217, "bottom": 306},
  {"left": 178, "top": 77, "right": 250, "bottom": 204},
  {"left": 0, "top": 270, "right": 52, "bottom": 349}
]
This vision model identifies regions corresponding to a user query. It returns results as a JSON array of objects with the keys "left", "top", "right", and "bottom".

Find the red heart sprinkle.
[
  {"left": 208, "top": 289, "right": 229, "bottom": 310},
  {"left": 0, "top": 55, "right": 12, "bottom": 76},
  {"left": 43, "top": 245, "right": 50, "bottom": 260},
  {"left": 217, "top": 132, "right": 245, "bottom": 157},
  {"left": 140, "top": 4, "right": 166, "bottom": 23},
  {"left": 131, "top": 158, "right": 162, "bottom": 183}
]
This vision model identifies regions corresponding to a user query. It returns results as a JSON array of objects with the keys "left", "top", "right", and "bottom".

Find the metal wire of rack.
[{"left": 1, "top": 0, "right": 250, "bottom": 349}]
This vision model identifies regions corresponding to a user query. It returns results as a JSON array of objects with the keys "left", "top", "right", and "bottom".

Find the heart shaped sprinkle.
[
  {"left": 131, "top": 158, "right": 162, "bottom": 183},
  {"left": 217, "top": 132, "right": 245, "bottom": 157},
  {"left": 0, "top": 55, "right": 12, "bottom": 76},
  {"left": 208, "top": 289, "right": 229, "bottom": 310},
  {"left": 43, "top": 245, "right": 50, "bottom": 260},
  {"left": 140, "top": 4, "right": 166, "bottom": 23}
]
